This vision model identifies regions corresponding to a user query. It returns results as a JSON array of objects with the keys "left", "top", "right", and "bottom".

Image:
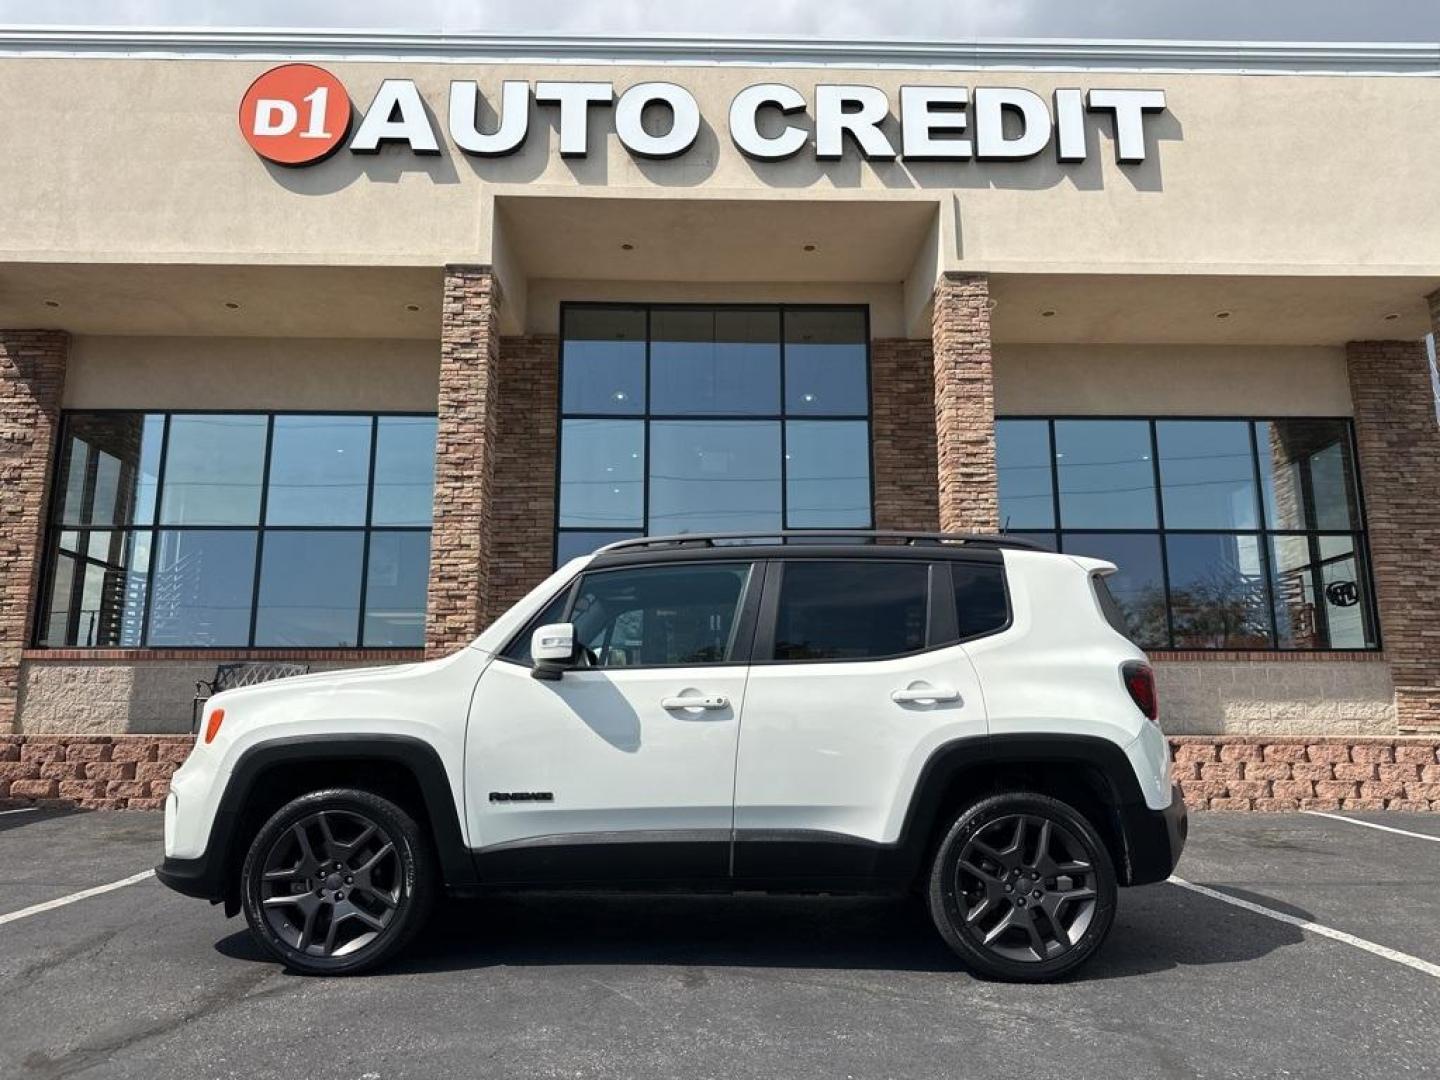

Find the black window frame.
[
  {"left": 996, "top": 414, "right": 1380, "bottom": 653},
  {"left": 554, "top": 302, "right": 876, "bottom": 566},
  {"left": 35, "top": 409, "right": 437, "bottom": 650}
]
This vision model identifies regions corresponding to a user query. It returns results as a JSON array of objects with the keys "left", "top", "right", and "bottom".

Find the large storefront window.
[
  {"left": 555, "top": 304, "right": 872, "bottom": 563},
  {"left": 38, "top": 412, "right": 437, "bottom": 649},
  {"left": 997, "top": 417, "right": 1377, "bottom": 651}
]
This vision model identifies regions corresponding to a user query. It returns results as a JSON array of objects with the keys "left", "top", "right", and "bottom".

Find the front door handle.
[
  {"left": 890, "top": 686, "right": 960, "bottom": 704},
  {"left": 660, "top": 694, "right": 730, "bottom": 711}
]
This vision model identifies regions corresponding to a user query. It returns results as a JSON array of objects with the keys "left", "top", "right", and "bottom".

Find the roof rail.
[{"left": 593, "top": 530, "right": 1049, "bottom": 555}]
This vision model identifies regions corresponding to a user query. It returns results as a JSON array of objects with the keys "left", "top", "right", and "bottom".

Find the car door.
[
  {"left": 732, "top": 555, "right": 1002, "bottom": 880},
  {"left": 466, "top": 558, "right": 760, "bottom": 884}
]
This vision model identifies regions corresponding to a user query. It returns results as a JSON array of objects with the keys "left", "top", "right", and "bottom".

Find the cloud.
[{"left": 0, "top": 0, "right": 1436, "bottom": 40}]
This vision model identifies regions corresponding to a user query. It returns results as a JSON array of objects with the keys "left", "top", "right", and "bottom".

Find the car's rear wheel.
[
  {"left": 927, "top": 791, "right": 1117, "bottom": 982},
  {"left": 240, "top": 788, "right": 434, "bottom": 975}
]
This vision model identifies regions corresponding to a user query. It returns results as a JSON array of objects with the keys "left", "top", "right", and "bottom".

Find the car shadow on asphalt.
[{"left": 214, "top": 882, "right": 1306, "bottom": 981}]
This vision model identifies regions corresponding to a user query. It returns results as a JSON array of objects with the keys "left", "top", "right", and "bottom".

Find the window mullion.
[
  {"left": 356, "top": 415, "right": 380, "bottom": 647},
  {"left": 246, "top": 416, "right": 276, "bottom": 648}
]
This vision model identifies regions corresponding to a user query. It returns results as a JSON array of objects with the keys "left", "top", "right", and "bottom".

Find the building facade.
[{"left": 2, "top": 31, "right": 1440, "bottom": 809}]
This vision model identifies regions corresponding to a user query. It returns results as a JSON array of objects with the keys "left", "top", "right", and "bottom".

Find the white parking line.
[
  {"left": 1302, "top": 810, "right": 1440, "bottom": 844},
  {"left": 0, "top": 870, "right": 154, "bottom": 928},
  {"left": 1168, "top": 876, "right": 1440, "bottom": 980},
  {"left": 0, "top": 807, "right": 37, "bottom": 816}
]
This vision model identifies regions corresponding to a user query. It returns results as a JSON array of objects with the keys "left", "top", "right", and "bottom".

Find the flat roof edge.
[{"left": 0, "top": 27, "right": 1437, "bottom": 74}]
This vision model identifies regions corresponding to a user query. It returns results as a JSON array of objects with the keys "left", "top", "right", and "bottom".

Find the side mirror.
[{"left": 531, "top": 622, "right": 576, "bottom": 681}]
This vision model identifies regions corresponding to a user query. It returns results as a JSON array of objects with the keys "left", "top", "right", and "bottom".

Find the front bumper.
[{"left": 1118, "top": 783, "right": 1188, "bottom": 886}]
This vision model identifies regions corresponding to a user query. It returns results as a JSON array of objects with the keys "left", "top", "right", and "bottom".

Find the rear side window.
[
  {"left": 1093, "top": 573, "right": 1138, "bottom": 644},
  {"left": 773, "top": 561, "right": 928, "bottom": 661},
  {"left": 952, "top": 562, "right": 1009, "bottom": 639}
]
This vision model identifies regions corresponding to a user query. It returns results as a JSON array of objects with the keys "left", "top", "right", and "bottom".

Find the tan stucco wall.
[
  {"left": 65, "top": 334, "right": 440, "bottom": 411},
  {"left": 2, "top": 56, "right": 1439, "bottom": 281},
  {"left": 994, "top": 343, "right": 1352, "bottom": 416},
  {"left": 16, "top": 659, "right": 409, "bottom": 735},
  {"left": 1155, "top": 661, "right": 1395, "bottom": 736}
]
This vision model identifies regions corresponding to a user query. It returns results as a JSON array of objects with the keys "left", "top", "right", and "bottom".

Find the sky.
[{"left": 1, "top": 0, "right": 1439, "bottom": 41}]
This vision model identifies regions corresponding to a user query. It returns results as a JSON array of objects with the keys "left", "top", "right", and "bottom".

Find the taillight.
[
  {"left": 204, "top": 707, "right": 226, "bottom": 744},
  {"left": 1122, "top": 662, "right": 1158, "bottom": 722}
]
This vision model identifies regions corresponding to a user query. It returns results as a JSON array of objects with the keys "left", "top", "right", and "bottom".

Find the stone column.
[
  {"left": 424, "top": 267, "right": 501, "bottom": 658},
  {"left": 488, "top": 334, "right": 560, "bottom": 614},
  {"left": 1346, "top": 331, "right": 1440, "bottom": 731},
  {"left": 0, "top": 331, "right": 67, "bottom": 733},
  {"left": 931, "top": 273, "right": 998, "bottom": 533},
  {"left": 870, "top": 338, "right": 940, "bottom": 531}
]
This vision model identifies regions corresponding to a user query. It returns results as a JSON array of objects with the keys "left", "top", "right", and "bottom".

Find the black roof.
[{"left": 585, "top": 530, "right": 1045, "bottom": 568}]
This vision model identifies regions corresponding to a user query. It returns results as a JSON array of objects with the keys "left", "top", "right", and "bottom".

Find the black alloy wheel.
[
  {"left": 241, "top": 788, "right": 434, "bottom": 975},
  {"left": 928, "top": 792, "right": 1117, "bottom": 982}
]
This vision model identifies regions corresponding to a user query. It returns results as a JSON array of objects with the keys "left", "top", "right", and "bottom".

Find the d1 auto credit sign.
[
  {"left": 238, "top": 62, "right": 1167, "bottom": 167},
  {"left": 239, "top": 63, "right": 352, "bottom": 165}
]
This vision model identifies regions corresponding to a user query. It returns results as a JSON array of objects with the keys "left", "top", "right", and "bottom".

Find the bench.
[{"left": 192, "top": 661, "right": 311, "bottom": 732}]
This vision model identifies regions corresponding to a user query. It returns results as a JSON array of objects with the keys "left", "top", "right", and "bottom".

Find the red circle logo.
[{"left": 239, "top": 64, "right": 351, "bottom": 166}]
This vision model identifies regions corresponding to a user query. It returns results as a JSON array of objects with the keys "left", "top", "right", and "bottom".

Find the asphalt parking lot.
[{"left": 1, "top": 809, "right": 1438, "bottom": 1080}]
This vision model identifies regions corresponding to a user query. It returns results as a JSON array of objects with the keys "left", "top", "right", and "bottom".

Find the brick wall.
[
  {"left": 931, "top": 274, "right": 998, "bottom": 533},
  {"left": 0, "top": 734, "right": 190, "bottom": 810},
  {"left": 1172, "top": 737, "right": 1440, "bottom": 811},
  {"left": 488, "top": 335, "right": 560, "bottom": 615},
  {"left": 0, "top": 331, "right": 67, "bottom": 735},
  {"left": 1346, "top": 337, "right": 1440, "bottom": 731},
  {"left": 425, "top": 267, "right": 501, "bottom": 658},
  {"left": 871, "top": 338, "right": 941, "bottom": 532}
]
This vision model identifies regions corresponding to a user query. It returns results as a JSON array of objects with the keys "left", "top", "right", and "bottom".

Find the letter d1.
[{"left": 239, "top": 63, "right": 352, "bottom": 166}]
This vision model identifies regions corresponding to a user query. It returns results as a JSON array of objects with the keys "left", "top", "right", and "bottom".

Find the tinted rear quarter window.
[
  {"left": 1092, "top": 573, "right": 1137, "bottom": 644},
  {"left": 773, "top": 560, "right": 928, "bottom": 661},
  {"left": 952, "top": 562, "right": 1009, "bottom": 639}
]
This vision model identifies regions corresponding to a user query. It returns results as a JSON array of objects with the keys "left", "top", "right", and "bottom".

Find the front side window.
[
  {"left": 38, "top": 412, "right": 437, "bottom": 649},
  {"left": 772, "top": 560, "right": 928, "bottom": 661},
  {"left": 569, "top": 563, "right": 752, "bottom": 668},
  {"left": 556, "top": 304, "right": 872, "bottom": 561},
  {"left": 997, "top": 416, "right": 1377, "bottom": 651}
]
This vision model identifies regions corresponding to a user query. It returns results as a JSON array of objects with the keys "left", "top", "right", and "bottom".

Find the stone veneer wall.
[
  {"left": 931, "top": 274, "right": 998, "bottom": 533},
  {"left": 1346, "top": 336, "right": 1440, "bottom": 731},
  {"left": 487, "top": 335, "right": 560, "bottom": 615},
  {"left": 425, "top": 266, "right": 501, "bottom": 658},
  {"left": 6, "top": 733, "right": 1438, "bottom": 813},
  {"left": 870, "top": 338, "right": 941, "bottom": 531},
  {"left": 0, "top": 331, "right": 67, "bottom": 735}
]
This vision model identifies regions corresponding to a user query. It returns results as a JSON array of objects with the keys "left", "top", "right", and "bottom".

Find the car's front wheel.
[
  {"left": 240, "top": 788, "right": 435, "bottom": 975},
  {"left": 927, "top": 791, "right": 1117, "bottom": 982}
]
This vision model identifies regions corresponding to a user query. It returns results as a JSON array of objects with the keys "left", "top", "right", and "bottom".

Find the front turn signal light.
[{"left": 204, "top": 708, "right": 226, "bottom": 744}]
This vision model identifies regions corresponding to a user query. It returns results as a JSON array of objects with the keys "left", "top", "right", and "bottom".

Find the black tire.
[
  {"left": 927, "top": 791, "right": 1117, "bottom": 982},
  {"left": 240, "top": 788, "right": 435, "bottom": 975}
]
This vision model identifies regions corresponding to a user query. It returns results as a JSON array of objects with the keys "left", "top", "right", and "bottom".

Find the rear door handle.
[
  {"left": 660, "top": 695, "right": 729, "bottom": 710},
  {"left": 890, "top": 686, "right": 960, "bottom": 704}
]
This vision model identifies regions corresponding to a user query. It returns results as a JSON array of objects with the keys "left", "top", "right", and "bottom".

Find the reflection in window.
[
  {"left": 266, "top": 415, "right": 372, "bottom": 526},
  {"left": 558, "top": 305, "right": 871, "bottom": 560},
  {"left": 998, "top": 417, "right": 1374, "bottom": 651},
  {"left": 773, "top": 561, "right": 928, "bottom": 661},
  {"left": 255, "top": 531, "right": 365, "bottom": 646},
  {"left": 39, "top": 412, "right": 434, "bottom": 649},
  {"left": 997, "top": 420, "right": 1054, "bottom": 530},
  {"left": 571, "top": 563, "right": 751, "bottom": 667},
  {"left": 1055, "top": 420, "right": 1156, "bottom": 529},
  {"left": 160, "top": 415, "right": 268, "bottom": 525},
  {"left": 785, "top": 421, "right": 870, "bottom": 528},
  {"left": 651, "top": 308, "right": 781, "bottom": 416},
  {"left": 1061, "top": 533, "right": 1168, "bottom": 648},
  {"left": 649, "top": 421, "right": 782, "bottom": 535}
]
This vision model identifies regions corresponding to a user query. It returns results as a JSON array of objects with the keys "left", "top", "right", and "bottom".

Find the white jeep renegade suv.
[{"left": 158, "top": 531, "right": 1186, "bottom": 982}]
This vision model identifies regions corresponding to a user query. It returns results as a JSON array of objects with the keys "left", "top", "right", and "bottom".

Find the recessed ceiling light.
[
  {"left": 1383, "top": 312, "right": 1401, "bottom": 321},
  {"left": 1040, "top": 309, "right": 1057, "bottom": 318},
  {"left": 1214, "top": 310, "right": 1231, "bottom": 319},
  {"left": 224, "top": 301, "right": 241, "bottom": 310},
  {"left": 802, "top": 243, "right": 817, "bottom": 252},
  {"left": 404, "top": 303, "right": 421, "bottom": 312},
  {"left": 42, "top": 299, "right": 60, "bottom": 308},
  {"left": 620, "top": 242, "right": 634, "bottom": 251}
]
